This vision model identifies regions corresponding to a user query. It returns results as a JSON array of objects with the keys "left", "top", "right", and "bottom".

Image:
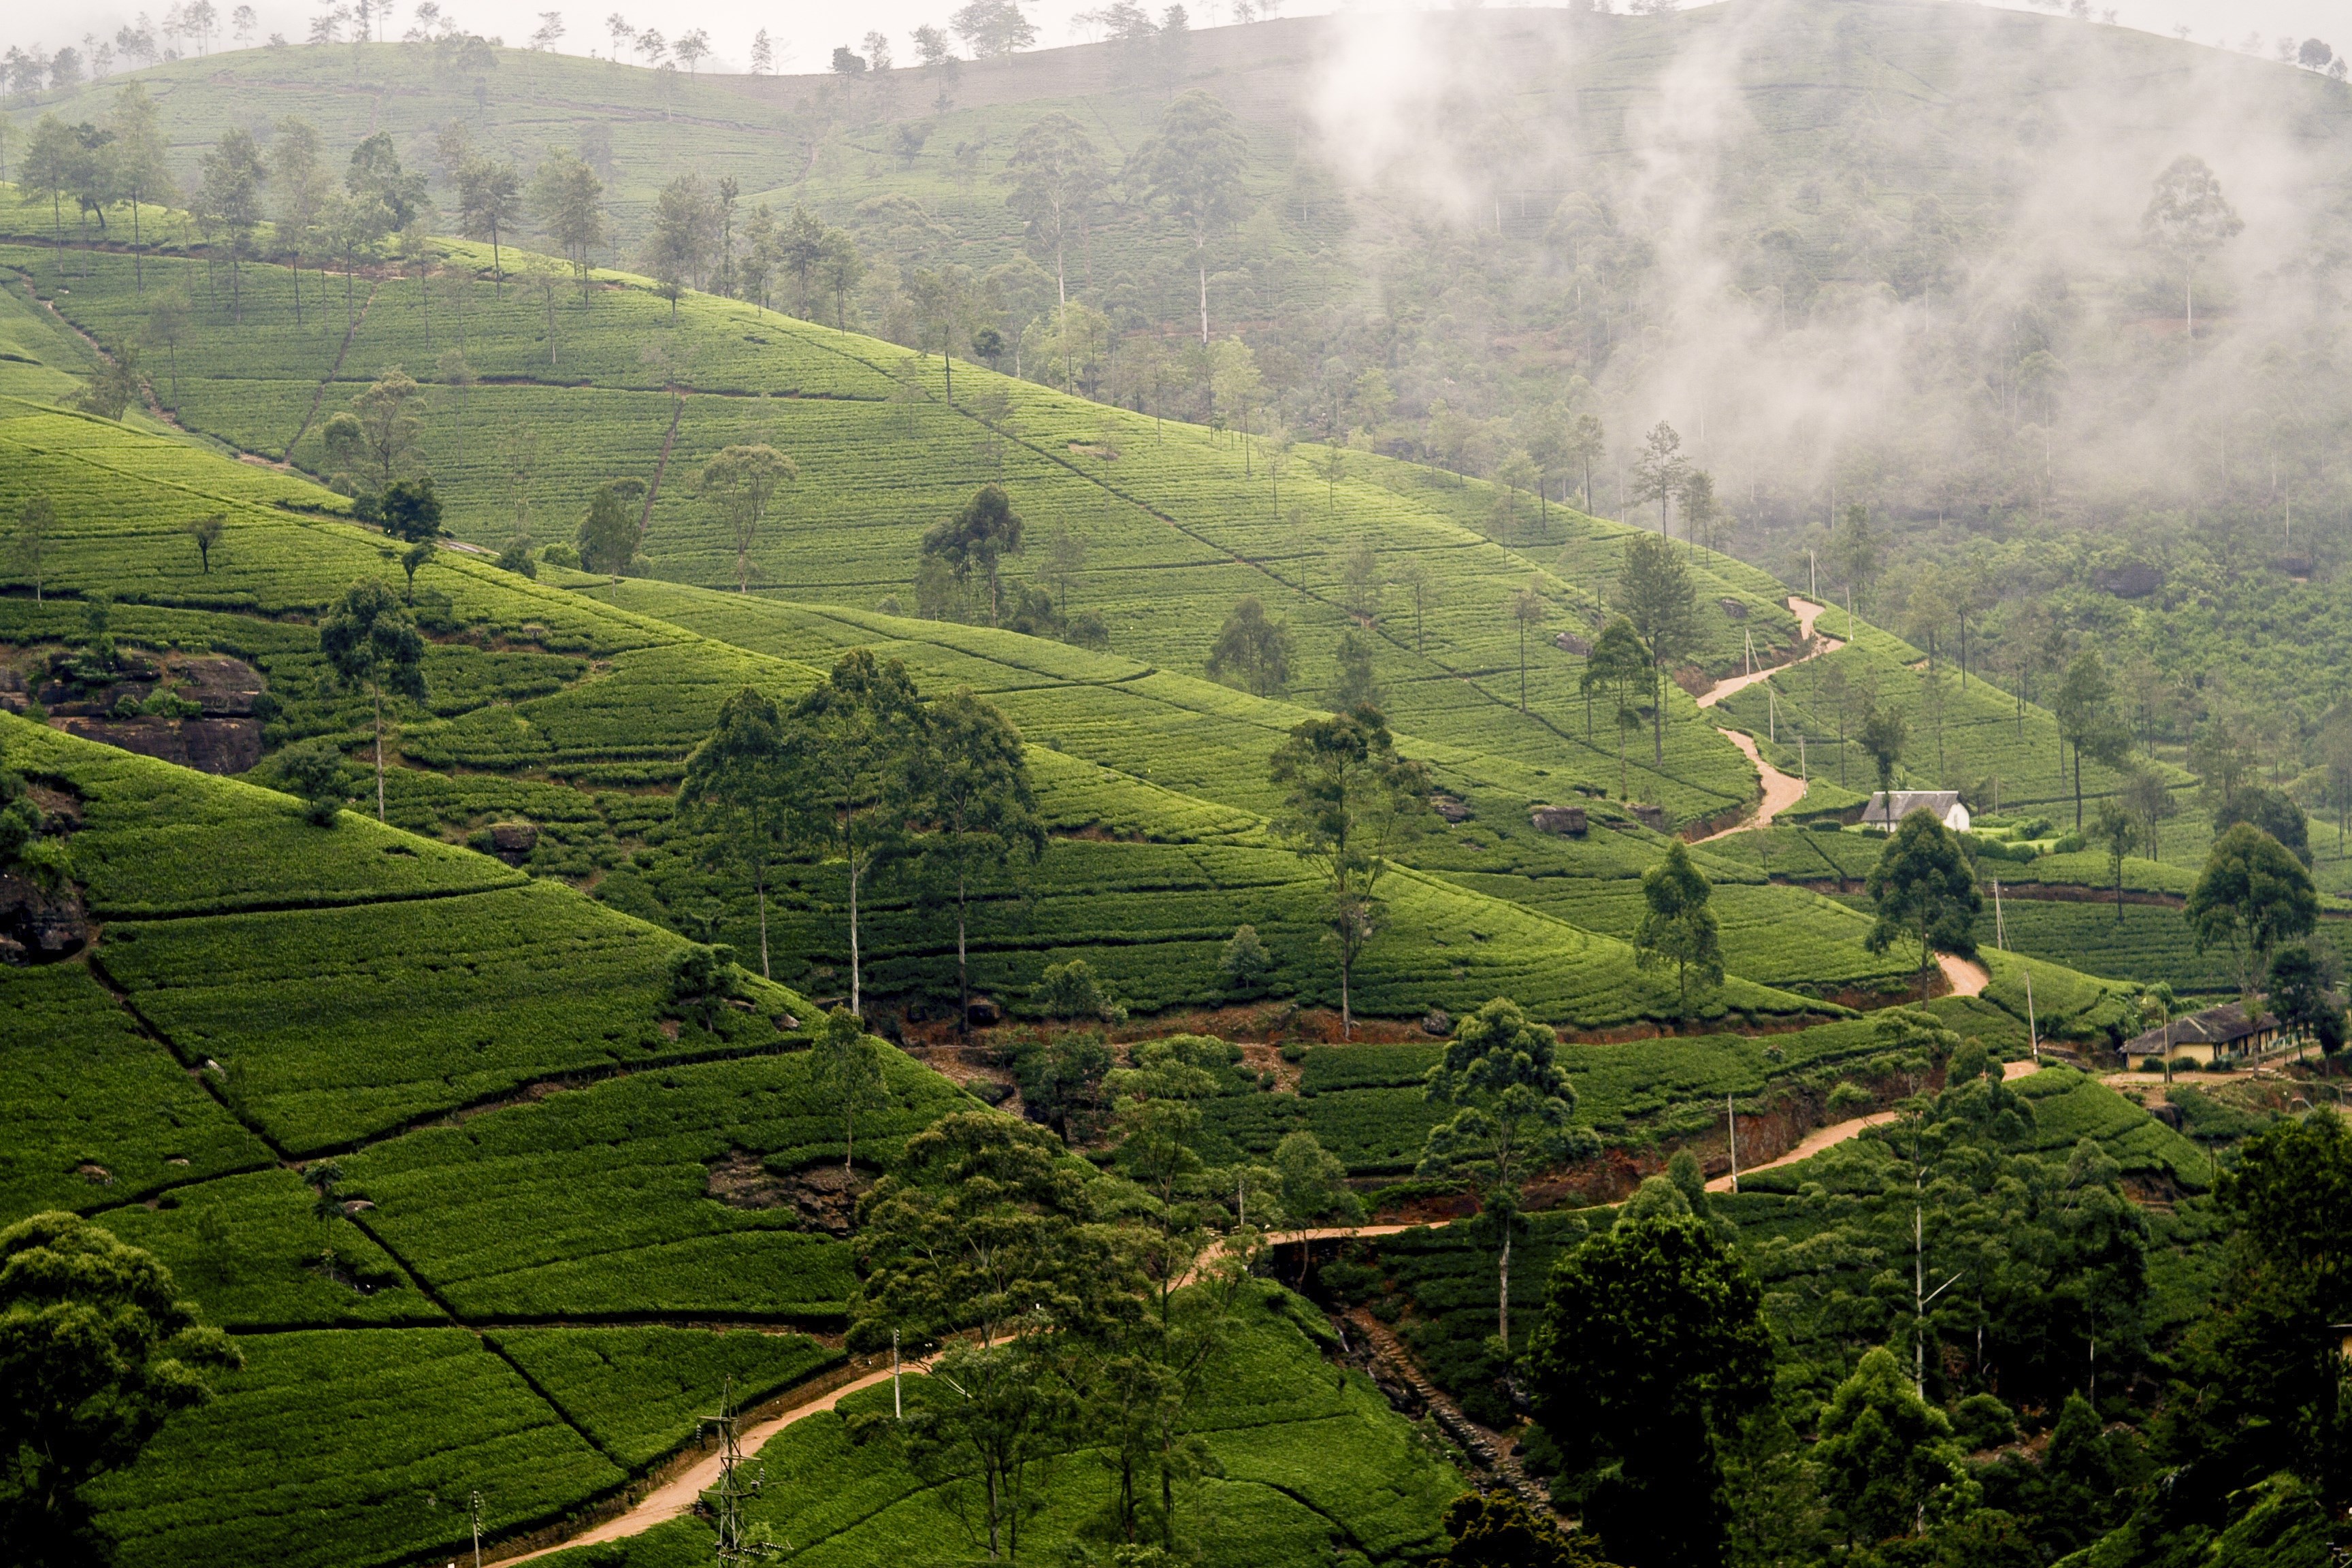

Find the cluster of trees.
[
  {"left": 679, "top": 652, "right": 1042, "bottom": 1022},
  {"left": 909, "top": 483, "right": 1109, "bottom": 649}
]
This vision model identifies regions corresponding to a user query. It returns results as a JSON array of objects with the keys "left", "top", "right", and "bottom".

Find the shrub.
[
  {"left": 272, "top": 738, "right": 352, "bottom": 826},
  {"left": 668, "top": 943, "right": 742, "bottom": 1030},
  {"left": 1220, "top": 924, "right": 1275, "bottom": 994},
  {"left": 1033, "top": 958, "right": 1126, "bottom": 1022},
  {"left": 1827, "top": 1081, "right": 1874, "bottom": 1113},
  {"left": 540, "top": 541, "right": 581, "bottom": 569}
]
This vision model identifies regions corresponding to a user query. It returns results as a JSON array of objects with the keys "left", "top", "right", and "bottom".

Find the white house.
[{"left": 1861, "top": 790, "right": 1971, "bottom": 834}]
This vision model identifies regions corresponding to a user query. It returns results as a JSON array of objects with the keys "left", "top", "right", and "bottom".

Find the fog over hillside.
[{"left": 1298, "top": 3, "right": 2352, "bottom": 564}]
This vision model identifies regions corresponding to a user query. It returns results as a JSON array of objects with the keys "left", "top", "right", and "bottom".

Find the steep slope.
[{"left": 0, "top": 257, "right": 1910, "bottom": 1026}]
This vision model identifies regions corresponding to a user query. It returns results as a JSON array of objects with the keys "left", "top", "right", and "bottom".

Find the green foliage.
[
  {"left": 1865, "top": 810, "right": 1981, "bottom": 1000},
  {"left": 85, "top": 1328, "right": 625, "bottom": 1568},
  {"left": 1634, "top": 840, "right": 1723, "bottom": 1014},
  {"left": 1034, "top": 957, "right": 1126, "bottom": 1023},
  {"left": 0, "top": 964, "right": 272, "bottom": 1216},
  {"left": 0, "top": 1211, "right": 242, "bottom": 1566},
  {"left": 485, "top": 1326, "right": 840, "bottom": 1469},
  {"left": 2187, "top": 823, "right": 2317, "bottom": 997},
  {"left": 1814, "top": 1347, "right": 1970, "bottom": 1544},
  {"left": 1525, "top": 1213, "right": 1773, "bottom": 1568}
]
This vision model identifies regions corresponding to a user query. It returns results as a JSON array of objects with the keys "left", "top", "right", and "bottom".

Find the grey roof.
[
  {"left": 2125, "top": 1003, "right": 2278, "bottom": 1054},
  {"left": 1861, "top": 790, "right": 1963, "bottom": 824}
]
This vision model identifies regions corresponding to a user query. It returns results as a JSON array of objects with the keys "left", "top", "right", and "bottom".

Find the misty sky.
[{"left": 8, "top": 0, "right": 2344, "bottom": 80}]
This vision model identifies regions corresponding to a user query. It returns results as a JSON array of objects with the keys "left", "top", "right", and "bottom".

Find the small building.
[
  {"left": 1861, "top": 790, "right": 1972, "bottom": 834},
  {"left": 2124, "top": 1003, "right": 2280, "bottom": 1070}
]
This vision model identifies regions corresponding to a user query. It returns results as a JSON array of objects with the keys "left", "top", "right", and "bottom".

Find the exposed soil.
[{"left": 704, "top": 1152, "right": 872, "bottom": 1236}]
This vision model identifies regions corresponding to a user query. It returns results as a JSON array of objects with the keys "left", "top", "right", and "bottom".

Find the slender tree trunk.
[
  {"left": 132, "top": 193, "right": 143, "bottom": 292},
  {"left": 757, "top": 864, "right": 770, "bottom": 979},
  {"left": 372, "top": 683, "right": 387, "bottom": 821},
  {"left": 1652, "top": 668, "right": 1666, "bottom": 765},
  {"left": 1497, "top": 1228, "right": 1512, "bottom": 1347},
  {"left": 848, "top": 849, "right": 863, "bottom": 1017},
  {"left": 1341, "top": 949, "right": 1352, "bottom": 1040},
  {"left": 1197, "top": 247, "right": 1209, "bottom": 344},
  {"left": 957, "top": 866, "right": 971, "bottom": 1038}
]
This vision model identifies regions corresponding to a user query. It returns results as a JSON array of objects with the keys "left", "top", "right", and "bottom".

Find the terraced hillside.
[{"left": 0, "top": 243, "right": 1982, "bottom": 1029}]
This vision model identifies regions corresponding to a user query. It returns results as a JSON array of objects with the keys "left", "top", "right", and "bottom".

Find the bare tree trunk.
[
  {"left": 372, "top": 685, "right": 387, "bottom": 821},
  {"left": 757, "top": 865, "right": 770, "bottom": 979},
  {"left": 957, "top": 866, "right": 971, "bottom": 1038},
  {"left": 848, "top": 851, "right": 863, "bottom": 1017},
  {"left": 1497, "top": 1229, "right": 1512, "bottom": 1347}
]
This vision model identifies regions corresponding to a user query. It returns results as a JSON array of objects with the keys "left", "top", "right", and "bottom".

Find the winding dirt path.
[
  {"left": 497, "top": 1362, "right": 909, "bottom": 1565},
  {"left": 1691, "top": 730, "right": 1810, "bottom": 843},
  {"left": 1703, "top": 1052, "right": 2040, "bottom": 1193},
  {"left": 1694, "top": 597, "right": 1842, "bottom": 710},
  {"left": 1938, "top": 953, "right": 1991, "bottom": 996},
  {"left": 1689, "top": 598, "right": 1843, "bottom": 842}
]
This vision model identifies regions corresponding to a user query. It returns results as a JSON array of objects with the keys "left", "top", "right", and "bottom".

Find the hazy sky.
[{"left": 10, "top": 0, "right": 2345, "bottom": 78}]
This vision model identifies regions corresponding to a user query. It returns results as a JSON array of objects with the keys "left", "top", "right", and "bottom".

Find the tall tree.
[
  {"left": 342, "top": 366, "right": 425, "bottom": 491},
  {"left": 2142, "top": 154, "right": 2242, "bottom": 338},
  {"left": 1130, "top": 91, "right": 1247, "bottom": 344},
  {"left": 678, "top": 687, "right": 792, "bottom": 977},
  {"left": 144, "top": 287, "right": 189, "bottom": 408},
  {"left": 2053, "top": 649, "right": 2127, "bottom": 832},
  {"left": 19, "top": 116, "right": 76, "bottom": 267},
  {"left": 1865, "top": 809, "right": 1981, "bottom": 1002},
  {"left": 0, "top": 1212, "right": 242, "bottom": 1567},
  {"left": 1509, "top": 581, "right": 1546, "bottom": 713},
  {"left": 1860, "top": 700, "right": 1907, "bottom": 806},
  {"left": 1269, "top": 704, "right": 1431, "bottom": 1037},
  {"left": 1829, "top": 503, "right": 1878, "bottom": 609},
  {"left": 921, "top": 484, "right": 1025, "bottom": 626},
  {"left": 1525, "top": 1212, "right": 1773, "bottom": 1568},
  {"left": 269, "top": 117, "right": 329, "bottom": 324},
  {"left": 780, "top": 650, "right": 928, "bottom": 1017},
  {"left": 576, "top": 477, "right": 646, "bottom": 576},
  {"left": 1616, "top": 532, "right": 1698, "bottom": 766},
  {"left": 1635, "top": 840, "right": 1724, "bottom": 1015},
  {"left": 1394, "top": 555, "right": 1439, "bottom": 653},
  {"left": 318, "top": 578, "right": 427, "bottom": 822},
  {"left": 1002, "top": 112, "right": 1102, "bottom": 309},
  {"left": 455, "top": 154, "right": 523, "bottom": 295},
  {"left": 808, "top": 1007, "right": 890, "bottom": 1171},
  {"left": 527, "top": 145, "right": 606, "bottom": 301},
  {"left": 1814, "top": 1347, "right": 1971, "bottom": 1544},
  {"left": 2121, "top": 764, "right": 2178, "bottom": 864},
  {"left": 907, "top": 689, "right": 1045, "bottom": 1033},
  {"left": 1630, "top": 420, "right": 1689, "bottom": 538},
  {"left": 2187, "top": 823, "right": 2317, "bottom": 1002},
  {"left": 2091, "top": 800, "right": 2140, "bottom": 921},
  {"left": 10, "top": 497, "right": 55, "bottom": 604},
  {"left": 1418, "top": 996, "right": 1590, "bottom": 1348},
  {"left": 1583, "top": 617, "right": 1650, "bottom": 799},
  {"left": 198, "top": 126, "right": 267, "bottom": 322},
  {"left": 106, "top": 83, "right": 174, "bottom": 293},
  {"left": 642, "top": 173, "right": 717, "bottom": 320},
  {"left": 695, "top": 444, "right": 798, "bottom": 592},
  {"left": 1204, "top": 596, "right": 1292, "bottom": 696},
  {"left": 341, "top": 132, "right": 427, "bottom": 306}
]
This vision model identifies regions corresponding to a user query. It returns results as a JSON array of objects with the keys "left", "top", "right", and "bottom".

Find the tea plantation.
[{"left": 0, "top": 182, "right": 2215, "bottom": 1568}]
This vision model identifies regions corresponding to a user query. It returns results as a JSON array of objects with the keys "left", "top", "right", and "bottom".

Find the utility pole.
[
  {"left": 470, "top": 1490, "right": 484, "bottom": 1568},
  {"left": 2026, "top": 973, "right": 2040, "bottom": 1065},
  {"left": 1993, "top": 879, "right": 2005, "bottom": 949},
  {"left": 698, "top": 1377, "right": 779, "bottom": 1566},
  {"left": 892, "top": 1329, "right": 902, "bottom": 1420},
  {"left": 1726, "top": 1094, "right": 1738, "bottom": 1192},
  {"left": 1809, "top": 549, "right": 1817, "bottom": 602}
]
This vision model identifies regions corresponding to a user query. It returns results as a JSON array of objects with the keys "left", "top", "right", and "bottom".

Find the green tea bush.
[{"left": 86, "top": 1328, "right": 625, "bottom": 1568}]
